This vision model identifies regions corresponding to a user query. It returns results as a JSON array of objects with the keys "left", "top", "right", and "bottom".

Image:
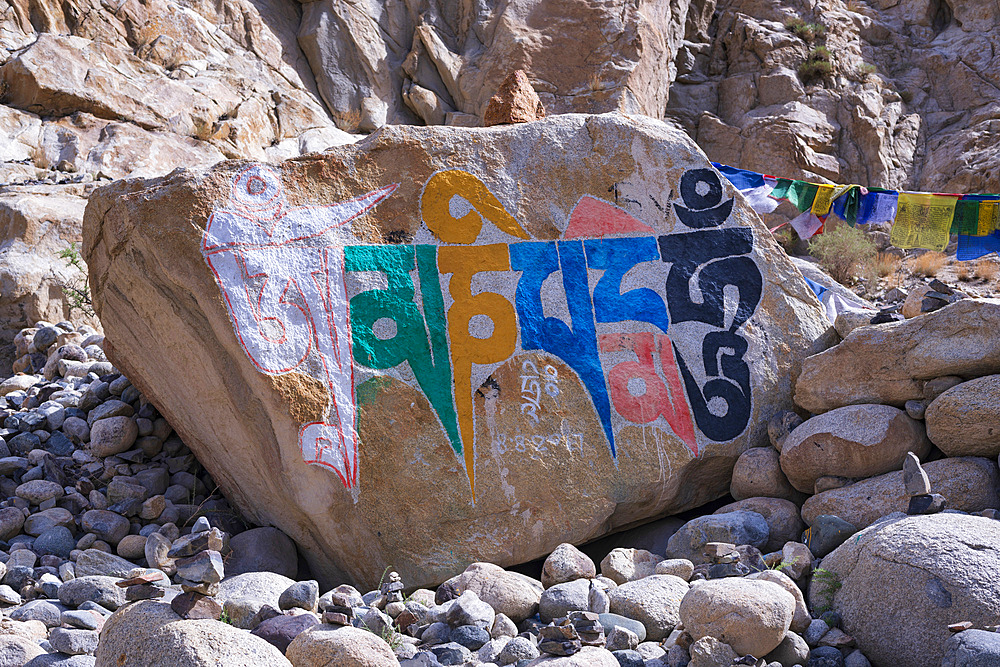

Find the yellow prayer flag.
[
  {"left": 811, "top": 185, "right": 836, "bottom": 216},
  {"left": 889, "top": 193, "right": 957, "bottom": 252},
  {"left": 978, "top": 201, "right": 1000, "bottom": 236}
]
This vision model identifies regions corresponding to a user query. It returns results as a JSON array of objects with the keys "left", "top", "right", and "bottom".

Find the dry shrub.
[
  {"left": 909, "top": 252, "right": 948, "bottom": 278},
  {"left": 956, "top": 263, "right": 973, "bottom": 281},
  {"left": 809, "top": 224, "right": 876, "bottom": 285},
  {"left": 975, "top": 259, "right": 999, "bottom": 282},
  {"left": 872, "top": 251, "right": 902, "bottom": 278}
]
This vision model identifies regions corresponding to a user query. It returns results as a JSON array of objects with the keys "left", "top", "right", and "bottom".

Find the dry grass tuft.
[
  {"left": 872, "top": 251, "right": 902, "bottom": 278},
  {"left": 956, "top": 263, "right": 973, "bottom": 281},
  {"left": 909, "top": 252, "right": 948, "bottom": 278},
  {"left": 975, "top": 259, "right": 999, "bottom": 282},
  {"left": 337, "top": 108, "right": 363, "bottom": 133}
]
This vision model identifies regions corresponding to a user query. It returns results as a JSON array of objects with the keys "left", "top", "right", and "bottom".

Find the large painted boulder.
[{"left": 82, "top": 113, "right": 831, "bottom": 588}]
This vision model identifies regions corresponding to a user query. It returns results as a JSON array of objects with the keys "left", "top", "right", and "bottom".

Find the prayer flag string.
[{"left": 711, "top": 162, "right": 1000, "bottom": 260}]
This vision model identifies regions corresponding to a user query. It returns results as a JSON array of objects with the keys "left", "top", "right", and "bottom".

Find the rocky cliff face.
[
  {"left": 669, "top": 0, "right": 1000, "bottom": 194},
  {"left": 2, "top": 0, "right": 999, "bottom": 360}
]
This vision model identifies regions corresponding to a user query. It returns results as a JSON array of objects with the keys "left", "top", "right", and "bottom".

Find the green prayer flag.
[
  {"left": 786, "top": 181, "right": 819, "bottom": 212},
  {"left": 952, "top": 200, "right": 979, "bottom": 235}
]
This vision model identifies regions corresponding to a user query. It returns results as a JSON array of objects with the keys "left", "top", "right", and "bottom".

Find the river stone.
[
  {"left": 539, "top": 579, "right": 591, "bottom": 622},
  {"left": 452, "top": 562, "right": 541, "bottom": 624},
  {"left": 746, "top": 569, "right": 811, "bottom": 634},
  {"left": 607, "top": 574, "right": 688, "bottom": 641},
  {"left": 216, "top": 572, "right": 296, "bottom": 610},
  {"left": 0, "top": 636, "right": 45, "bottom": 666},
  {"left": 942, "top": 629, "right": 1000, "bottom": 667},
  {"left": 93, "top": 600, "right": 291, "bottom": 666},
  {"left": 0, "top": 508, "right": 25, "bottom": 541},
  {"left": 80, "top": 510, "right": 130, "bottom": 545},
  {"left": 87, "top": 416, "right": 137, "bottom": 458},
  {"left": 779, "top": 405, "right": 931, "bottom": 493},
  {"left": 285, "top": 625, "right": 396, "bottom": 666},
  {"left": 542, "top": 543, "right": 596, "bottom": 589},
  {"left": 925, "top": 376, "right": 1000, "bottom": 457},
  {"left": 679, "top": 578, "right": 795, "bottom": 657},
  {"left": 809, "top": 513, "right": 1000, "bottom": 667},
  {"left": 794, "top": 299, "right": 1000, "bottom": 413},
  {"left": 600, "top": 548, "right": 661, "bottom": 585},
  {"left": 713, "top": 497, "right": 804, "bottom": 553},
  {"left": 82, "top": 112, "right": 832, "bottom": 587},
  {"left": 730, "top": 446, "right": 803, "bottom": 502},
  {"left": 801, "top": 457, "right": 1000, "bottom": 528},
  {"left": 666, "top": 511, "right": 770, "bottom": 564},
  {"left": 525, "top": 646, "right": 620, "bottom": 666}
]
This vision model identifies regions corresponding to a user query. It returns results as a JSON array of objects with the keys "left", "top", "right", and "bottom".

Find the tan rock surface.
[
  {"left": 925, "top": 375, "right": 1000, "bottom": 457},
  {"left": 779, "top": 404, "right": 931, "bottom": 493},
  {"left": 484, "top": 70, "right": 546, "bottom": 127},
  {"left": 0, "top": 185, "right": 100, "bottom": 372},
  {"left": 801, "top": 456, "right": 1000, "bottom": 528},
  {"left": 94, "top": 600, "right": 291, "bottom": 666},
  {"left": 808, "top": 513, "right": 1000, "bottom": 667},
  {"left": 679, "top": 578, "right": 795, "bottom": 657},
  {"left": 730, "top": 446, "right": 803, "bottom": 502},
  {"left": 285, "top": 625, "right": 396, "bottom": 667},
  {"left": 746, "top": 569, "right": 810, "bottom": 634},
  {"left": 82, "top": 113, "right": 831, "bottom": 588},
  {"left": 794, "top": 300, "right": 1000, "bottom": 414},
  {"left": 298, "top": 0, "right": 689, "bottom": 129}
]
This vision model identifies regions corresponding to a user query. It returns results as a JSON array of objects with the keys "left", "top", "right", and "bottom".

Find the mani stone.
[
  {"left": 902, "top": 453, "right": 931, "bottom": 496},
  {"left": 82, "top": 112, "right": 832, "bottom": 588}
]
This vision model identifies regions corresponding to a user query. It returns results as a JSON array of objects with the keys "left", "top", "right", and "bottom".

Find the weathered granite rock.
[
  {"left": 729, "top": 446, "right": 803, "bottom": 502},
  {"left": 0, "top": 187, "right": 96, "bottom": 370},
  {"left": 680, "top": 578, "right": 795, "bottom": 657},
  {"left": 484, "top": 70, "right": 545, "bottom": 127},
  {"left": 810, "top": 514, "right": 1000, "bottom": 667},
  {"left": 713, "top": 497, "right": 804, "bottom": 553},
  {"left": 298, "top": 0, "right": 690, "bottom": 130},
  {"left": 83, "top": 113, "right": 831, "bottom": 588},
  {"left": 93, "top": 600, "right": 291, "bottom": 666},
  {"left": 925, "top": 375, "right": 1000, "bottom": 457},
  {"left": 779, "top": 404, "right": 931, "bottom": 493},
  {"left": 801, "top": 457, "right": 1000, "bottom": 528},
  {"left": 795, "top": 300, "right": 1000, "bottom": 413}
]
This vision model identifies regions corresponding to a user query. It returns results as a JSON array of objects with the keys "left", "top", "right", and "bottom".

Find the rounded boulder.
[
  {"left": 88, "top": 416, "right": 138, "bottom": 458},
  {"left": 713, "top": 497, "right": 804, "bottom": 553},
  {"left": 93, "top": 600, "right": 290, "bottom": 666},
  {"left": 679, "top": 577, "right": 795, "bottom": 657},
  {"left": 284, "top": 625, "right": 396, "bottom": 666},
  {"left": 730, "top": 446, "right": 803, "bottom": 502},
  {"left": 525, "top": 646, "right": 620, "bottom": 666},
  {"left": 801, "top": 457, "right": 1000, "bottom": 528},
  {"left": 226, "top": 527, "right": 298, "bottom": 579},
  {"left": 779, "top": 404, "right": 931, "bottom": 493},
  {"left": 808, "top": 513, "right": 1000, "bottom": 667},
  {"left": 925, "top": 375, "right": 1000, "bottom": 457},
  {"left": 607, "top": 574, "right": 688, "bottom": 641},
  {"left": 0, "top": 635, "right": 45, "bottom": 667},
  {"left": 665, "top": 511, "right": 769, "bottom": 564},
  {"left": 455, "top": 562, "right": 541, "bottom": 623},
  {"left": 542, "top": 543, "right": 595, "bottom": 589}
]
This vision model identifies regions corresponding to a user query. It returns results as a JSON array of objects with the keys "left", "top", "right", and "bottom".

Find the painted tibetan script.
[{"left": 202, "top": 164, "right": 763, "bottom": 502}]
